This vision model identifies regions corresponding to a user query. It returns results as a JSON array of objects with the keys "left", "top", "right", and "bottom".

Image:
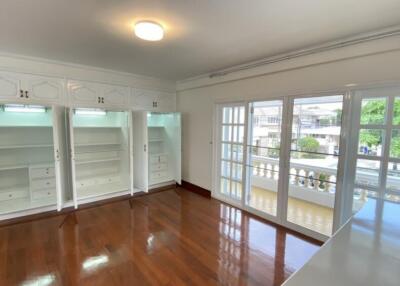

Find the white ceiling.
[{"left": 0, "top": 0, "right": 399, "bottom": 81}]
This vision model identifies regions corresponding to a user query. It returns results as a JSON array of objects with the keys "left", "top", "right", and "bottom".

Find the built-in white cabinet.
[
  {"left": 69, "top": 108, "right": 132, "bottom": 207},
  {"left": 132, "top": 111, "right": 181, "bottom": 192},
  {"left": 0, "top": 71, "right": 65, "bottom": 104},
  {"left": 0, "top": 104, "right": 63, "bottom": 217},
  {"left": 0, "top": 68, "right": 177, "bottom": 220},
  {"left": 68, "top": 80, "right": 129, "bottom": 108},
  {"left": 131, "top": 88, "right": 176, "bottom": 112}
]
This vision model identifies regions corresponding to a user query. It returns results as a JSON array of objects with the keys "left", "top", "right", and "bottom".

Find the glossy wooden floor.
[{"left": 0, "top": 188, "right": 321, "bottom": 286}]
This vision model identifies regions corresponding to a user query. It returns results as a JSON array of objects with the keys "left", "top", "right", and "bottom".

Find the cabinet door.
[
  {"left": 51, "top": 107, "right": 63, "bottom": 211},
  {"left": 132, "top": 111, "right": 148, "bottom": 192},
  {"left": 68, "top": 80, "right": 99, "bottom": 106},
  {"left": 26, "top": 75, "right": 65, "bottom": 104},
  {"left": 102, "top": 84, "right": 128, "bottom": 108},
  {"left": 157, "top": 92, "right": 176, "bottom": 112},
  {"left": 0, "top": 71, "right": 22, "bottom": 100},
  {"left": 131, "top": 88, "right": 156, "bottom": 110},
  {"left": 68, "top": 108, "right": 78, "bottom": 208},
  {"left": 172, "top": 113, "right": 182, "bottom": 184}
]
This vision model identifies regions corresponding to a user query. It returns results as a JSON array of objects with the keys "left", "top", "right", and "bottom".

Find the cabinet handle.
[
  {"left": 144, "top": 144, "right": 147, "bottom": 152},
  {"left": 56, "top": 149, "right": 60, "bottom": 160},
  {"left": 98, "top": 97, "right": 101, "bottom": 103},
  {"left": 25, "top": 91, "right": 29, "bottom": 98},
  {"left": 102, "top": 97, "right": 105, "bottom": 104},
  {"left": 20, "top": 89, "right": 24, "bottom": 98}
]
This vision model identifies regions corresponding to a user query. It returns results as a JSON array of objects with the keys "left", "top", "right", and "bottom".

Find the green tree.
[{"left": 298, "top": 136, "right": 320, "bottom": 158}]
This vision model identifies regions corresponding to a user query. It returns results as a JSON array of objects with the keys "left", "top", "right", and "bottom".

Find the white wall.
[{"left": 177, "top": 48, "right": 400, "bottom": 190}]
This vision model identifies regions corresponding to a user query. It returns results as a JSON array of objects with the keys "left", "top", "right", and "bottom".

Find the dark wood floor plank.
[{"left": 0, "top": 187, "right": 320, "bottom": 286}]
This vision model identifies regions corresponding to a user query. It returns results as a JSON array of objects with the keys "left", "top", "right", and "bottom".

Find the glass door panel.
[
  {"left": 72, "top": 109, "right": 130, "bottom": 200},
  {"left": 286, "top": 95, "right": 344, "bottom": 236},
  {"left": 245, "top": 100, "right": 283, "bottom": 217},
  {"left": 217, "top": 104, "right": 246, "bottom": 202}
]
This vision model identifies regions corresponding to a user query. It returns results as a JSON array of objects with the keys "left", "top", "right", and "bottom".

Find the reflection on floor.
[
  {"left": 249, "top": 187, "right": 333, "bottom": 236},
  {"left": 0, "top": 188, "right": 321, "bottom": 286}
]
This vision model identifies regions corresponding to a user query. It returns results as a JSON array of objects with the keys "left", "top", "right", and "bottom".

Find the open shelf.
[
  {"left": 75, "top": 158, "right": 120, "bottom": 165},
  {"left": 75, "top": 142, "right": 121, "bottom": 147},
  {"left": 0, "top": 197, "right": 56, "bottom": 215},
  {"left": 0, "top": 164, "right": 29, "bottom": 171},
  {"left": 0, "top": 144, "right": 53, "bottom": 150},
  {"left": 77, "top": 182, "right": 128, "bottom": 199}
]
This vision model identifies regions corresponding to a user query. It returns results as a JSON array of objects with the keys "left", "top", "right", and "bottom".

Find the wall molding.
[
  {"left": 180, "top": 180, "right": 212, "bottom": 198},
  {"left": 177, "top": 26, "right": 400, "bottom": 91}
]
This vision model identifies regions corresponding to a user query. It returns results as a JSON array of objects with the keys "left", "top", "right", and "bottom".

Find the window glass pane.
[
  {"left": 221, "top": 160, "right": 230, "bottom": 178},
  {"left": 386, "top": 162, "right": 400, "bottom": 192},
  {"left": 232, "top": 106, "right": 245, "bottom": 124},
  {"left": 384, "top": 193, "right": 400, "bottom": 203},
  {"left": 231, "top": 163, "right": 242, "bottom": 181},
  {"left": 358, "top": 129, "right": 384, "bottom": 156},
  {"left": 231, "top": 144, "right": 243, "bottom": 162},
  {"left": 220, "top": 178, "right": 230, "bottom": 196},
  {"left": 292, "top": 96, "right": 342, "bottom": 155},
  {"left": 222, "top": 125, "right": 232, "bottom": 142},
  {"left": 360, "top": 97, "right": 386, "bottom": 125},
  {"left": 223, "top": 107, "right": 232, "bottom": 124},
  {"left": 231, "top": 181, "right": 242, "bottom": 200},
  {"left": 393, "top": 97, "right": 400, "bottom": 125},
  {"left": 232, "top": 125, "right": 244, "bottom": 143},
  {"left": 353, "top": 188, "right": 378, "bottom": 213},
  {"left": 251, "top": 100, "right": 283, "bottom": 149},
  {"left": 355, "top": 159, "right": 380, "bottom": 188},
  {"left": 390, "top": 130, "right": 400, "bottom": 159},
  {"left": 221, "top": 143, "right": 231, "bottom": 160}
]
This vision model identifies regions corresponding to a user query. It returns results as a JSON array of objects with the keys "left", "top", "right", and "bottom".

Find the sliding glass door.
[
  {"left": 245, "top": 100, "right": 284, "bottom": 218},
  {"left": 285, "top": 95, "right": 344, "bottom": 237},
  {"left": 215, "top": 103, "right": 247, "bottom": 204},
  {"left": 215, "top": 94, "right": 348, "bottom": 240},
  {"left": 348, "top": 88, "right": 400, "bottom": 213}
]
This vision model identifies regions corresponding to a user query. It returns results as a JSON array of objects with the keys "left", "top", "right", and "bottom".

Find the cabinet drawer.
[
  {"left": 0, "top": 190, "right": 27, "bottom": 202},
  {"left": 32, "top": 190, "right": 55, "bottom": 201},
  {"left": 150, "top": 163, "right": 167, "bottom": 171},
  {"left": 30, "top": 178, "right": 56, "bottom": 190},
  {"left": 149, "top": 154, "right": 168, "bottom": 164},
  {"left": 30, "top": 167, "right": 55, "bottom": 179},
  {"left": 150, "top": 171, "right": 167, "bottom": 181}
]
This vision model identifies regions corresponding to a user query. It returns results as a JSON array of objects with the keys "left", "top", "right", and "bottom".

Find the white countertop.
[{"left": 283, "top": 198, "right": 400, "bottom": 286}]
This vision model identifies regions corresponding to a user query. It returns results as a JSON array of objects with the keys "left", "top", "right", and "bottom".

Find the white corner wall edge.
[
  {"left": 0, "top": 51, "right": 176, "bottom": 92},
  {"left": 177, "top": 32, "right": 400, "bottom": 91}
]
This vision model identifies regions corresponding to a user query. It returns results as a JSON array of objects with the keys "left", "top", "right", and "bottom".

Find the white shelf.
[
  {"left": 77, "top": 182, "right": 128, "bottom": 199},
  {"left": 0, "top": 162, "right": 54, "bottom": 171},
  {"left": 75, "top": 158, "right": 120, "bottom": 165},
  {"left": 0, "top": 164, "right": 29, "bottom": 171},
  {"left": 149, "top": 152, "right": 168, "bottom": 156},
  {"left": 0, "top": 144, "right": 53, "bottom": 150},
  {"left": 149, "top": 139, "right": 164, "bottom": 142},
  {"left": 0, "top": 197, "right": 56, "bottom": 215},
  {"left": 75, "top": 126, "right": 122, "bottom": 129},
  {"left": 75, "top": 142, "right": 121, "bottom": 147}
]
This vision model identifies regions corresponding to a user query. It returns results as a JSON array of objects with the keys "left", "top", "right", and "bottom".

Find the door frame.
[{"left": 212, "top": 92, "right": 350, "bottom": 241}]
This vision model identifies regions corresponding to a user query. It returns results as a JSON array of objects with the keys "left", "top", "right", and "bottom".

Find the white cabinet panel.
[
  {"left": 131, "top": 88, "right": 175, "bottom": 111},
  {"left": 157, "top": 92, "right": 176, "bottom": 111},
  {"left": 26, "top": 75, "right": 65, "bottom": 104},
  {"left": 0, "top": 71, "right": 22, "bottom": 100},
  {"left": 102, "top": 84, "right": 128, "bottom": 107},
  {"left": 131, "top": 88, "right": 157, "bottom": 110},
  {"left": 68, "top": 80, "right": 99, "bottom": 106}
]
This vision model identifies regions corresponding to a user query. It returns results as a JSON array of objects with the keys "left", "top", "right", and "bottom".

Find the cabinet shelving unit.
[
  {"left": 0, "top": 104, "right": 60, "bottom": 215},
  {"left": 70, "top": 109, "right": 131, "bottom": 204},
  {"left": 132, "top": 111, "right": 181, "bottom": 192}
]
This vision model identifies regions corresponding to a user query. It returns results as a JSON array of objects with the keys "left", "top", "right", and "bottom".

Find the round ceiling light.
[{"left": 134, "top": 21, "right": 164, "bottom": 41}]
